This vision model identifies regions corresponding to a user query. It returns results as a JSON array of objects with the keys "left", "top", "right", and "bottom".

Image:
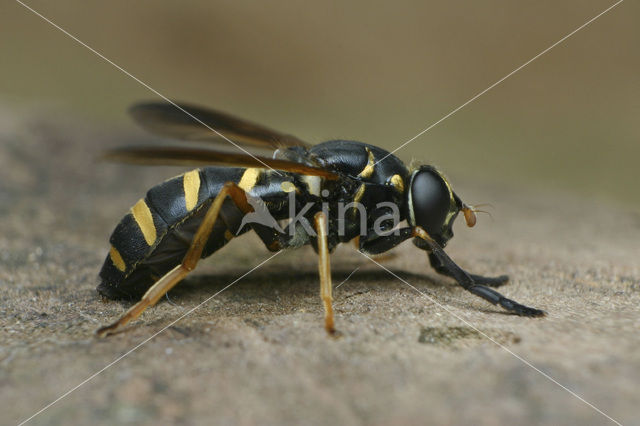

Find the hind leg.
[{"left": 96, "top": 182, "right": 254, "bottom": 337}]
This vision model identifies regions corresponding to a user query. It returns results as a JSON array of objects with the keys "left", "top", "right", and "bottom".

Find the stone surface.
[{"left": 1, "top": 114, "right": 638, "bottom": 425}]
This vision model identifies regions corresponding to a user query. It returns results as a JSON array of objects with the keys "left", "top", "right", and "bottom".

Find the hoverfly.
[{"left": 96, "top": 102, "right": 544, "bottom": 337}]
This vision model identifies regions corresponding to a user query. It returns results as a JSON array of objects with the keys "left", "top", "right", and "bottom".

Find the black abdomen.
[{"left": 97, "top": 167, "right": 248, "bottom": 299}]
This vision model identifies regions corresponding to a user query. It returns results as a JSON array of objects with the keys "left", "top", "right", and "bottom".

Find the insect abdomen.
[{"left": 97, "top": 167, "right": 247, "bottom": 299}]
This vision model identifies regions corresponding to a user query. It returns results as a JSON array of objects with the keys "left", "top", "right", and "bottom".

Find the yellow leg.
[
  {"left": 314, "top": 211, "right": 336, "bottom": 335},
  {"left": 351, "top": 235, "right": 360, "bottom": 250},
  {"left": 96, "top": 182, "right": 252, "bottom": 337}
]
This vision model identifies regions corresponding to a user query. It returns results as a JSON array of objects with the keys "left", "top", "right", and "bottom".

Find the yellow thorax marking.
[
  {"left": 238, "top": 168, "right": 261, "bottom": 192},
  {"left": 131, "top": 199, "right": 157, "bottom": 246},
  {"left": 301, "top": 175, "right": 322, "bottom": 196},
  {"left": 109, "top": 246, "right": 126, "bottom": 272},
  {"left": 183, "top": 169, "right": 201, "bottom": 211},
  {"left": 353, "top": 183, "right": 366, "bottom": 204},
  {"left": 281, "top": 181, "right": 297, "bottom": 193},
  {"left": 358, "top": 148, "right": 376, "bottom": 178},
  {"left": 390, "top": 174, "right": 404, "bottom": 192},
  {"left": 224, "top": 230, "right": 234, "bottom": 241}
]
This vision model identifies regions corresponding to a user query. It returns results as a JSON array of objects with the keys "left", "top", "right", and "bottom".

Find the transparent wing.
[
  {"left": 130, "top": 102, "right": 310, "bottom": 149},
  {"left": 102, "top": 145, "right": 338, "bottom": 179}
]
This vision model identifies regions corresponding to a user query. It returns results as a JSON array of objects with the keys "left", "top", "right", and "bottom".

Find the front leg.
[
  {"left": 428, "top": 252, "right": 509, "bottom": 288},
  {"left": 359, "top": 227, "right": 414, "bottom": 254},
  {"left": 414, "top": 228, "right": 545, "bottom": 317}
]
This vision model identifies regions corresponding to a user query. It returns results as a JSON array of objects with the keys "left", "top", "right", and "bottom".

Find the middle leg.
[{"left": 314, "top": 211, "right": 337, "bottom": 335}]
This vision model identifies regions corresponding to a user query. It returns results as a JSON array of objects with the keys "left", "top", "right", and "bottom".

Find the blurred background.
[{"left": 2, "top": 0, "right": 638, "bottom": 207}]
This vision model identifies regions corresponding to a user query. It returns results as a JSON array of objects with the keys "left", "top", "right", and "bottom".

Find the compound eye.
[{"left": 411, "top": 170, "right": 450, "bottom": 236}]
